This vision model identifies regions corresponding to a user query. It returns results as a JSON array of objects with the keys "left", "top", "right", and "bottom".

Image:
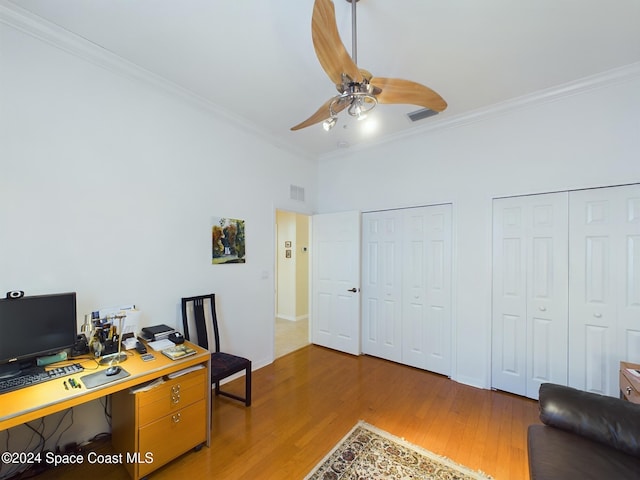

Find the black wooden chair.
[{"left": 181, "top": 294, "right": 251, "bottom": 406}]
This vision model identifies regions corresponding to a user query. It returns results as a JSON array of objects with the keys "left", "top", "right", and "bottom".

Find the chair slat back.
[{"left": 181, "top": 294, "right": 221, "bottom": 353}]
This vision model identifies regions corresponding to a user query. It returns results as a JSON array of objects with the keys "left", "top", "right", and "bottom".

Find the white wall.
[
  {"left": 315, "top": 69, "right": 640, "bottom": 389},
  {"left": 275, "top": 211, "right": 310, "bottom": 321},
  {"left": 295, "top": 214, "right": 310, "bottom": 319},
  {"left": 276, "top": 210, "right": 297, "bottom": 320},
  {"left": 0, "top": 18, "right": 315, "bottom": 454}
]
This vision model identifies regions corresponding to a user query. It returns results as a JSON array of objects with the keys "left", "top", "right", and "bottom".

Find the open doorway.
[{"left": 275, "top": 210, "right": 310, "bottom": 357}]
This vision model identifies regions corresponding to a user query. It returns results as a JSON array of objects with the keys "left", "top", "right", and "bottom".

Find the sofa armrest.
[{"left": 539, "top": 383, "right": 640, "bottom": 457}]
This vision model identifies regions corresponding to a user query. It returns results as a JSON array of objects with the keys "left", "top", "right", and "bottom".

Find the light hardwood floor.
[
  {"left": 274, "top": 317, "right": 309, "bottom": 358},
  {"left": 34, "top": 345, "right": 541, "bottom": 479}
]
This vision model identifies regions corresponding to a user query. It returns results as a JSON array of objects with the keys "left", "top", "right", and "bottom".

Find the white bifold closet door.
[
  {"left": 492, "top": 193, "right": 569, "bottom": 399},
  {"left": 362, "top": 204, "right": 452, "bottom": 376},
  {"left": 361, "top": 211, "right": 403, "bottom": 363},
  {"left": 568, "top": 184, "right": 640, "bottom": 396}
]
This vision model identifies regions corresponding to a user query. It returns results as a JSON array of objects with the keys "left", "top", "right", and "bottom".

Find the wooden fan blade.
[
  {"left": 372, "top": 77, "right": 447, "bottom": 112},
  {"left": 312, "top": 0, "right": 362, "bottom": 85},
  {"left": 290, "top": 97, "right": 348, "bottom": 131}
]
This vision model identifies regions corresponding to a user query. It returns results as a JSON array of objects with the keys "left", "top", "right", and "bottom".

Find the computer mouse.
[{"left": 105, "top": 365, "right": 121, "bottom": 376}]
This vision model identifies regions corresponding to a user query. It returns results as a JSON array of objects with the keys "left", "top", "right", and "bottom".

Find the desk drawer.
[
  {"left": 620, "top": 370, "right": 640, "bottom": 404},
  {"left": 138, "top": 370, "right": 205, "bottom": 425},
  {"left": 138, "top": 399, "right": 206, "bottom": 477}
]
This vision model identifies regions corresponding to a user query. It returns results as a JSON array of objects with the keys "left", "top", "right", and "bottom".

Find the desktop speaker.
[
  {"left": 71, "top": 334, "right": 90, "bottom": 357},
  {"left": 6, "top": 290, "right": 24, "bottom": 299}
]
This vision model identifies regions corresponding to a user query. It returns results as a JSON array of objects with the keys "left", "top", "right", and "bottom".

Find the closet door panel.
[
  {"left": 362, "top": 215, "right": 382, "bottom": 356},
  {"left": 492, "top": 193, "right": 568, "bottom": 399},
  {"left": 530, "top": 317, "right": 552, "bottom": 382},
  {"left": 621, "top": 189, "right": 640, "bottom": 364},
  {"left": 404, "top": 302, "right": 426, "bottom": 368},
  {"left": 402, "top": 205, "right": 452, "bottom": 375},
  {"left": 361, "top": 213, "right": 402, "bottom": 362},
  {"left": 569, "top": 189, "right": 617, "bottom": 394},
  {"left": 492, "top": 202, "right": 527, "bottom": 396},
  {"left": 584, "top": 325, "right": 609, "bottom": 393},
  {"left": 363, "top": 205, "right": 452, "bottom": 374},
  {"left": 526, "top": 194, "right": 568, "bottom": 398},
  {"left": 402, "top": 213, "right": 429, "bottom": 369},
  {"left": 423, "top": 206, "right": 452, "bottom": 376}
]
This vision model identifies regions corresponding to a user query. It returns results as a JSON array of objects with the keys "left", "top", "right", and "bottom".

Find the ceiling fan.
[{"left": 291, "top": 0, "right": 447, "bottom": 131}]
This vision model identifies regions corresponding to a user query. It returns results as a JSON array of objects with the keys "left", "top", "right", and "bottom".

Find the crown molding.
[
  {"left": 0, "top": 1, "right": 315, "bottom": 162},
  {"left": 319, "top": 61, "right": 640, "bottom": 161}
]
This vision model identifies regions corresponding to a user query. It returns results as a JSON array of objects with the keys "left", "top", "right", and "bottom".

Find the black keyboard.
[{"left": 0, "top": 363, "right": 85, "bottom": 394}]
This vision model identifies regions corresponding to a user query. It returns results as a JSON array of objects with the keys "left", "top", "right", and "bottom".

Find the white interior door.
[
  {"left": 492, "top": 199, "right": 528, "bottom": 395},
  {"left": 569, "top": 184, "right": 640, "bottom": 396},
  {"left": 619, "top": 186, "right": 640, "bottom": 365},
  {"left": 402, "top": 205, "right": 452, "bottom": 376},
  {"left": 492, "top": 193, "right": 568, "bottom": 399},
  {"left": 311, "top": 211, "right": 361, "bottom": 355},
  {"left": 361, "top": 211, "right": 403, "bottom": 362},
  {"left": 525, "top": 194, "right": 568, "bottom": 398}
]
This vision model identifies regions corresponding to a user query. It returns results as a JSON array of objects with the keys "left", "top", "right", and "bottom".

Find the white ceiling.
[{"left": 5, "top": 0, "right": 640, "bottom": 159}]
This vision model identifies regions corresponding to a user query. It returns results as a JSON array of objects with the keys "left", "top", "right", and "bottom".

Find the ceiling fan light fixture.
[
  {"left": 322, "top": 116, "right": 338, "bottom": 131},
  {"left": 347, "top": 93, "right": 376, "bottom": 119},
  {"left": 290, "top": 0, "right": 447, "bottom": 134}
]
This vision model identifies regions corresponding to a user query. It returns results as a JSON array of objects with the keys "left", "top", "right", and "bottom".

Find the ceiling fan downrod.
[{"left": 347, "top": 0, "right": 359, "bottom": 64}]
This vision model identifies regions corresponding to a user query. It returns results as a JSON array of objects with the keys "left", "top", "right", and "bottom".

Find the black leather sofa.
[{"left": 528, "top": 383, "right": 640, "bottom": 479}]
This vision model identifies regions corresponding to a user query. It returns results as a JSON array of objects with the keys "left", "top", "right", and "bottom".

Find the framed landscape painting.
[{"left": 212, "top": 217, "right": 246, "bottom": 264}]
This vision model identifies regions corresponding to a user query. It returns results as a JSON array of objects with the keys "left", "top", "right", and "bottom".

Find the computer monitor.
[{"left": 0, "top": 292, "right": 78, "bottom": 378}]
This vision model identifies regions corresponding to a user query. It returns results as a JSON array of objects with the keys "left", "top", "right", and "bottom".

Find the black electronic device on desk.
[
  {"left": 168, "top": 332, "right": 185, "bottom": 344},
  {"left": 140, "top": 324, "right": 175, "bottom": 341},
  {"left": 0, "top": 292, "right": 79, "bottom": 392},
  {"left": 135, "top": 340, "right": 147, "bottom": 354}
]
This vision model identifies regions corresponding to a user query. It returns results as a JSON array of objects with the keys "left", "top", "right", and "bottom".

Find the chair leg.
[
  {"left": 213, "top": 370, "right": 251, "bottom": 407},
  {"left": 245, "top": 367, "right": 252, "bottom": 407}
]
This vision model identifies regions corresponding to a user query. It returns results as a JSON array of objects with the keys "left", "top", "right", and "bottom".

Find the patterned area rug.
[{"left": 305, "top": 421, "right": 493, "bottom": 480}]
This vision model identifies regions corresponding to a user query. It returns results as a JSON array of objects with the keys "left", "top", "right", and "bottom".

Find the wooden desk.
[{"left": 0, "top": 342, "right": 211, "bottom": 479}]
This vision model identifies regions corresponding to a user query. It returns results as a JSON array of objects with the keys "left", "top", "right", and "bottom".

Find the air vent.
[
  {"left": 407, "top": 108, "right": 438, "bottom": 122},
  {"left": 290, "top": 184, "right": 305, "bottom": 202}
]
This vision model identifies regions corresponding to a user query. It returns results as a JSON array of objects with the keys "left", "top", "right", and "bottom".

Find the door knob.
[{"left": 347, "top": 288, "right": 359, "bottom": 293}]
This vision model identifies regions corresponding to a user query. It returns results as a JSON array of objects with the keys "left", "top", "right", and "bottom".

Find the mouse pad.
[{"left": 80, "top": 367, "right": 130, "bottom": 389}]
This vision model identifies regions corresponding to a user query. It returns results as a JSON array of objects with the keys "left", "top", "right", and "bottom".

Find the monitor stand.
[{"left": 0, "top": 360, "right": 31, "bottom": 379}]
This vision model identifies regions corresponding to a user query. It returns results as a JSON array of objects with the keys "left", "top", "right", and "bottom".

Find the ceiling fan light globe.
[{"left": 347, "top": 98, "right": 362, "bottom": 117}]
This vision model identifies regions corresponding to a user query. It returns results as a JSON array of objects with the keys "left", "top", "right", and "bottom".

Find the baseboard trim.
[{"left": 276, "top": 314, "right": 309, "bottom": 322}]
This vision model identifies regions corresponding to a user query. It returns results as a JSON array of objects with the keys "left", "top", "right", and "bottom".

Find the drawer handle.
[
  {"left": 172, "top": 385, "right": 181, "bottom": 394},
  {"left": 627, "top": 386, "right": 632, "bottom": 395},
  {"left": 594, "top": 313, "right": 602, "bottom": 318},
  {"left": 172, "top": 413, "right": 181, "bottom": 423},
  {"left": 171, "top": 393, "right": 181, "bottom": 404}
]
